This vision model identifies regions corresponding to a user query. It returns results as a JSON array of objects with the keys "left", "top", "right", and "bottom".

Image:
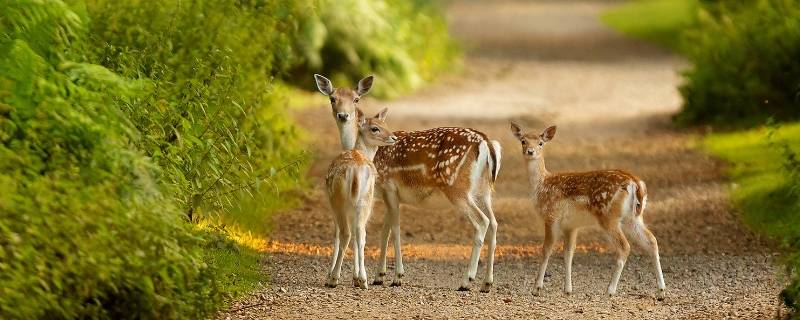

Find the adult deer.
[
  {"left": 509, "top": 121, "right": 665, "bottom": 297},
  {"left": 325, "top": 107, "right": 397, "bottom": 289},
  {"left": 314, "top": 74, "right": 502, "bottom": 292}
]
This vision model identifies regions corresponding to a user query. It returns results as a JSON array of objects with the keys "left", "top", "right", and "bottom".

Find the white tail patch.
[{"left": 627, "top": 182, "right": 638, "bottom": 217}]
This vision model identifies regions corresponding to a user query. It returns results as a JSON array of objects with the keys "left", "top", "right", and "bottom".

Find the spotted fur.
[{"left": 510, "top": 121, "right": 665, "bottom": 297}]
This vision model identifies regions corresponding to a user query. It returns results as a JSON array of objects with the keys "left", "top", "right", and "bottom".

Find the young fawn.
[
  {"left": 315, "top": 74, "right": 502, "bottom": 292},
  {"left": 509, "top": 122, "right": 665, "bottom": 297},
  {"left": 325, "top": 107, "right": 397, "bottom": 289}
]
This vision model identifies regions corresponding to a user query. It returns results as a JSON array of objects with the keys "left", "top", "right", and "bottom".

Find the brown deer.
[
  {"left": 325, "top": 107, "right": 397, "bottom": 289},
  {"left": 315, "top": 75, "right": 502, "bottom": 292},
  {"left": 509, "top": 121, "right": 665, "bottom": 297}
]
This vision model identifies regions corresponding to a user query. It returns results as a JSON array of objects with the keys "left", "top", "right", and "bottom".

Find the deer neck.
[
  {"left": 353, "top": 133, "right": 378, "bottom": 161},
  {"left": 526, "top": 156, "right": 549, "bottom": 192},
  {"left": 338, "top": 120, "right": 358, "bottom": 151}
]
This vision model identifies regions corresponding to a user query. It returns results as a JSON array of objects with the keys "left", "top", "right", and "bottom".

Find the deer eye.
[
  {"left": 354, "top": 97, "right": 360, "bottom": 103},
  {"left": 370, "top": 126, "right": 379, "bottom": 133},
  {"left": 329, "top": 97, "right": 336, "bottom": 103},
  {"left": 521, "top": 140, "right": 527, "bottom": 145},
  {"left": 539, "top": 141, "right": 544, "bottom": 146}
]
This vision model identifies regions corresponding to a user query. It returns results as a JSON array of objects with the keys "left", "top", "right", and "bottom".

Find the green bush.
[
  {"left": 677, "top": 0, "right": 800, "bottom": 127},
  {"left": 294, "top": 0, "right": 458, "bottom": 98},
  {"left": 1, "top": 0, "right": 457, "bottom": 317},
  {"left": 83, "top": 0, "right": 307, "bottom": 219},
  {"left": 0, "top": 1, "right": 220, "bottom": 318}
]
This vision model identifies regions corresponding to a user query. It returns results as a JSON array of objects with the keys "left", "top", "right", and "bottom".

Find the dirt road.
[{"left": 222, "top": 1, "right": 786, "bottom": 319}]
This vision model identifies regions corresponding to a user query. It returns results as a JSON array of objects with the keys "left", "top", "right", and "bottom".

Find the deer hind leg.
[
  {"left": 563, "top": 228, "right": 578, "bottom": 295},
  {"left": 606, "top": 222, "right": 631, "bottom": 296},
  {"left": 624, "top": 216, "right": 666, "bottom": 298},
  {"left": 535, "top": 220, "right": 560, "bottom": 295},
  {"left": 332, "top": 219, "right": 351, "bottom": 288},
  {"left": 476, "top": 192, "right": 498, "bottom": 293},
  {"left": 454, "top": 195, "right": 490, "bottom": 291},
  {"left": 352, "top": 201, "right": 371, "bottom": 289},
  {"left": 326, "top": 224, "right": 341, "bottom": 287}
]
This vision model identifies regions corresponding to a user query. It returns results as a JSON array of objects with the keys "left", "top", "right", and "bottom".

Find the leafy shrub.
[
  {"left": 677, "top": 0, "right": 800, "bottom": 127},
  {"left": 1, "top": 0, "right": 457, "bottom": 318},
  {"left": 294, "top": 0, "right": 458, "bottom": 98},
  {"left": 0, "top": 1, "right": 220, "bottom": 318},
  {"left": 83, "top": 0, "right": 307, "bottom": 219}
]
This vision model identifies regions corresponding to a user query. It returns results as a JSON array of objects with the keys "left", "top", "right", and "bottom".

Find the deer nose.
[
  {"left": 336, "top": 112, "right": 349, "bottom": 122},
  {"left": 526, "top": 149, "right": 534, "bottom": 156}
]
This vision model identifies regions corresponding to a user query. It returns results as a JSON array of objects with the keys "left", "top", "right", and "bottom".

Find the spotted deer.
[
  {"left": 509, "top": 122, "right": 665, "bottom": 297},
  {"left": 325, "top": 107, "right": 397, "bottom": 289},
  {"left": 315, "top": 75, "right": 502, "bottom": 292}
]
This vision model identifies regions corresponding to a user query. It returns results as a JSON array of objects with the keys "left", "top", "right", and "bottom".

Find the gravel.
[{"left": 219, "top": 1, "right": 787, "bottom": 319}]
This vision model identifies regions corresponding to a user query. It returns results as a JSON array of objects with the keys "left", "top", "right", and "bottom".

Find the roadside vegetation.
[
  {"left": 604, "top": 0, "right": 800, "bottom": 316},
  {"left": 0, "top": 0, "right": 457, "bottom": 318}
]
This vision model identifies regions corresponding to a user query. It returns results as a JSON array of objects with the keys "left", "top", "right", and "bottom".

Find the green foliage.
[
  {"left": 294, "top": 0, "right": 459, "bottom": 98},
  {"left": 1, "top": 0, "right": 457, "bottom": 318},
  {"left": 677, "top": 0, "right": 800, "bottom": 127},
  {"left": 83, "top": 0, "right": 307, "bottom": 219},
  {"left": 702, "top": 121, "right": 800, "bottom": 315},
  {"left": 0, "top": 1, "right": 220, "bottom": 318},
  {"left": 601, "top": 0, "right": 699, "bottom": 52}
]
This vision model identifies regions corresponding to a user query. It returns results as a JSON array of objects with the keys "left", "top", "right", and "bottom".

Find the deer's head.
[
  {"left": 510, "top": 121, "right": 556, "bottom": 160},
  {"left": 356, "top": 107, "right": 397, "bottom": 147},
  {"left": 314, "top": 74, "right": 374, "bottom": 124}
]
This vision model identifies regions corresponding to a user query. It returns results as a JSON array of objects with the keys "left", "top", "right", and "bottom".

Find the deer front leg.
[
  {"left": 535, "top": 221, "right": 559, "bottom": 296},
  {"left": 457, "top": 197, "right": 490, "bottom": 291},
  {"left": 563, "top": 229, "right": 578, "bottom": 295},
  {"left": 373, "top": 208, "right": 392, "bottom": 286}
]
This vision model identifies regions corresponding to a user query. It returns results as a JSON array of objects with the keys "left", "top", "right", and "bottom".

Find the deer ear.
[
  {"left": 541, "top": 125, "right": 557, "bottom": 142},
  {"left": 314, "top": 74, "right": 334, "bottom": 96},
  {"left": 510, "top": 121, "right": 524, "bottom": 139},
  {"left": 375, "top": 107, "right": 388, "bottom": 121},
  {"left": 357, "top": 75, "right": 374, "bottom": 96},
  {"left": 355, "top": 107, "right": 366, "bottom": 126}
]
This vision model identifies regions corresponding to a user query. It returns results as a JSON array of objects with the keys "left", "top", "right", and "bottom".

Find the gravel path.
[{"left": 221, "top": 1, "right": 786, "bottom": 319}]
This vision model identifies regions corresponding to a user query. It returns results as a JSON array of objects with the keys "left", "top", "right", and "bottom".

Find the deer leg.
[
  {"left": 476, "top": 193, "right": 498, "bottom": 293},
  {"left": 456, "top": 196, "right": 489, "bottom": 291},
  {"left": 352, "top": 203, "right": 369, "bottom": 289},
  {"left": 563, "top": 228, "right": 578, "bottom": 295},
  {"left": 625, "top": 217, "right": 666, "bottom": 298},
  {"left": 535, "top": 221, "right": 559, "bottom": 295},
  {"left": 373, "top": 201, "right": 392, "bottom": 286},
  {"left": 606, "top": 224, "right": 630, "bottom": 296},
  {"left": 325, "top": 224, "right": 341, "bottom": 287},
  {"left": 384, "top": 191, "right": 404, "bottom": 287},
  {"left": 333, "top": 222, "right": 350, "bottom": 287}
]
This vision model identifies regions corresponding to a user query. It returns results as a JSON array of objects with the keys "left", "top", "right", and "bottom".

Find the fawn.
[
  {"left": 315, "top": 74, "right": 502, "bottom": 292},
  {"left": 509, "top": 121, "right": 665, "bottom": 297},
  {"left": 325, "top": 107, "right": 397, "bottom": 289}
]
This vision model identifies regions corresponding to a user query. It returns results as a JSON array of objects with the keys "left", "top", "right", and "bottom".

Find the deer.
[
  {"left": 325, "top": 107, "right": 397, "bottom": 289},
  {"left": 509, "top": 121, "right": 666, "bottom": 298},
  {"left": 315, "top": 74, "right": 502, "bottom": 292}
]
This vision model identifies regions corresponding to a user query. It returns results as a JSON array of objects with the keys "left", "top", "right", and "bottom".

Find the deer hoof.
[{"left": 480, "top": 282, "right": 493, "bottom": 293}]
